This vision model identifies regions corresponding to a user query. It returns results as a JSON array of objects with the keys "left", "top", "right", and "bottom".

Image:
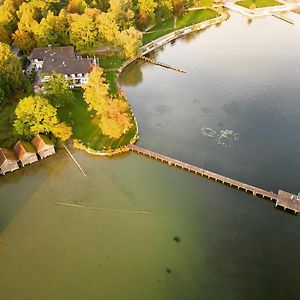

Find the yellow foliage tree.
[
  {"left": 83, "top": 66, "right": 110, "bottom": 115},
  {"left": 100, "top": 99, "right": 132, "bottom": 139}
]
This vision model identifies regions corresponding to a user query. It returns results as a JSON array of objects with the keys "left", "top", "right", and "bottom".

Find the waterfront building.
[
  {"left": 28, "top": 46, "right": 98, "bottom": 88},
  {"left": 0, "top": 148, "right": 19, "bottom": 175},
  {"left": 13, "top": 141, "right": 38, "bottom": 167},
  {"left": 31, "top": 134, "right": 55, "bottom": 159}
]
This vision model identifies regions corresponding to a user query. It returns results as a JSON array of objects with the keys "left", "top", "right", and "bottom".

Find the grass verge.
[
  {"left": 142, "top": 8, "right": 219, "bottom": 45},
  {"left": 235, "top": 0, "right": 283, "bottom": 8}
]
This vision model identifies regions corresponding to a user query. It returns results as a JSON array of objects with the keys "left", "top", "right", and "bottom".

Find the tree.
[
  {"left": 52, "top": 122, "right": 73, "bottom": 142},
  {"left": 34, "top": 11, "right": 59, "bottom": 47},
  {"left": 100, "top": 98, "right": 131, "bottom": 139},
  {"left": 83, "top": 66, "right": 110, "bottom": 115},
  {"left": 0, "top": 25, "right": 11, "bottom": 44},
  {"left": 0, "top": 42, "right": 24, "bottom": 93},
  {"left": 43, "top": 73, "right": 75, "bottom": 108},
  {"left": 108, "top": 0, "right": 135, "bottom": 29},
  {"left": 69, "top": 10, "right": 100, "bottom": 54},
  {"left": 96, "top": 11, "right": 120, "bottom": 45},
  {"left": 14, "top": 95, "right": 72, "bottom": 141},
  {"left": 12, "top": 29, "right": 36, "bottom": 53},
  {"left": 67, "top": 0, "right": 88, "bottom": 13},
  {"left": 137, "top": 0, "right": 157, "bottom": 28},
  {"left": 0, "top": 76, "right": 9, "bottom": 107},
  {"left": 118, "top": 27, "right": 142, "bottom": 59},
  {"left": 155, "top": 0, "right": 173, "bottom": 24}
]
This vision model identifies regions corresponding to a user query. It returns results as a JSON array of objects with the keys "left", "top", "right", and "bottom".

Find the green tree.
[
  {"left": 83, "top": 66, "right": 110, "bottom": 114},
  {"left": 14, "top": 95, "right": 72, "bottom": 141},
  {"left": 100, "top": 98, "right": 131, "bottom": 139},
  {"left": 0, "top": 42, "right": 24, "bottom": 93},
  {"left": 43, "top": 73, "right": 75, "bottom": 108}
]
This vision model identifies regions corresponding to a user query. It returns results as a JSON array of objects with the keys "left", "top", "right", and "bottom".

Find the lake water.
[{"left": 1, "top": 11, "right": 300, "bottom": 300}]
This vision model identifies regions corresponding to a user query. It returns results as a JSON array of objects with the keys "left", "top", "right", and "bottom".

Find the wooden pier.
[
  {"left": 140, "top": 56, "right": 186, "bottom": 74},
  {"left": 128, "top": 144, "right": 300, "bottom": 215},
  {"left": 271, "top": 13, "right": 294, "bottom": 24}
]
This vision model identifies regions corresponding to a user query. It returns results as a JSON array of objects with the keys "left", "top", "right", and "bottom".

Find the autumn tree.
[
  {"left": 43, "top": 73, "right": 75, "bottom": 108},
  {"left": 118, "top": 27, "right": 142, "bottom": 59},
  {"left": 69, "top": 9, "right": 100, "bottom": 54},
  {"left": 108, "top": 0, "right": 135, "bottom": 29},
  {"left": 12, "top": 29, "right": 36, "bottom": 53},
  {"left": 155, "top": 0, "right": 173, "bottom": 23},
  {"left": 0, "top": 25, "right": 11, "bottom": 44},
  {"left": 137, "top": 0, "right": 157, "bottom": 28},
  {"left": 83, "top": 66, "right": 110, "bottom": 115},
  {"left": 96, "top": 11, "right": 120, "bottom": 45},
  {"left": 100, "top": 98, "right": 131, "bottom": 139},
  {"left": 14, "top": 95, "right": 72, "bottom": 141},
  {"left": 67, "top": 0, "right": 88, "bottom": 13}
]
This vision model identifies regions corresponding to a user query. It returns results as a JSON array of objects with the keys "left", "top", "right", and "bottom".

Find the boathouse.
[
  {"left": 13, "top": 141, "right": 38, "bottom": 167},
  {"left": 31, "top": 134, "right": 55, "bottom": 159},
  {"left": 0, "top": 148, "right": 19, "bottom": 175}
]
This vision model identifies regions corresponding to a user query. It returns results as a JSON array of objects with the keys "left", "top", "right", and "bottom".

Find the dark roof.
[
  {"left": 13, "top": 141, "right": 36, "bottom": 160},
  {"left": 29, "top": 46, "right": 74, "bottom": 61},
  {"left": 0, "top": 148, "right": 18, "bottom": 166},
  {"left": 31, "top": 134, "right": 54, "bottom": 152},
  {"left": 41, "top": 57, "right": 92, "bottom": 75}
]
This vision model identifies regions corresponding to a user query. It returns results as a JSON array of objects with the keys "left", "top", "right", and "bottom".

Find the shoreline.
[{"left": 76, "top": 9, "right": 229, "bottom": 157}]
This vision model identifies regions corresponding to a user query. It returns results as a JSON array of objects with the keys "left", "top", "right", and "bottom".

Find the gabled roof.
[
  {"left": 31, "top": 134, "right": 54, "bottom": 152},
  {"left": 13, "top": 141, "right": 36, "bottom": 160},
  {"left": 42, "top": 57, "right": 93, "bottom": 75},
  {"left": 0, "top": 148, "right": 18, "bottom": 166},
  {"left": 28, "top": 46, "right": 74, "bottom": 61}
]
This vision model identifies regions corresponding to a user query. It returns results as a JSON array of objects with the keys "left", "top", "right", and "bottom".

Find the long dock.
[
  {"left": 140, "top": 56, "right": 186, "bottom": 73},
  {"left": 271, "top": 13, "right": 294, "bottom": 24},
  {"left": 128, "top": 144, "right": 300, "bottom": 214}
]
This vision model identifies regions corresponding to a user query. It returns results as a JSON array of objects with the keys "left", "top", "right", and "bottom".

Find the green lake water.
[{"left": 1, "top": 12, "right": 300, "bottom": 300}]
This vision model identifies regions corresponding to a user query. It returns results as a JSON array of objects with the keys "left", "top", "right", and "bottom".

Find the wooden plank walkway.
[
  {"left": 271, "top": 13, "right": 294, "bottom": 24},
  {"left": 128, "top": 144, "right": 300, "bottom": 215},
  {"left": 140, "top": 56, "right": 186, "bottom": 73}
]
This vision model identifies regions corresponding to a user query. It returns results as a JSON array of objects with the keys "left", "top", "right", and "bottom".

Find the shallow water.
[{"left": 1, "top": 11, "right": 300, "bottom": 300}]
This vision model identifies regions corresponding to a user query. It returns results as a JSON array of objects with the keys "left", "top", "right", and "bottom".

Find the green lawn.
[
  {"left": 104, "top": 71, "right": 119, "bottom": 97},
  {"left": 235, "top": 0, "right": 283, "bottom": 8},
  {"left": 58, "top": 89, "right": 137, "bottom": 151},
  {"left": 142, "top": 8, "right": 219, "bottom": 45},
  {"left": 98, "top": 55, "right": 125, "bottom": 69}
]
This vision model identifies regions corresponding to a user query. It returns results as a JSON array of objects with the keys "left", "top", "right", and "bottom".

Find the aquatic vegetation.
[
  {"left": 201, "top": 127, "right": 240, "bottom": 147},
  {"left": 217, "top": 130, "right": 239, "bottom": 147},
  {"left": 200, "top": 127, "right": 217, "bottom": 138}
]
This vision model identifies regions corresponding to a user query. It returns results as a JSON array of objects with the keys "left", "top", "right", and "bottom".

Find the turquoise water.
[{"left": 1, "top": 11, "right": 300, "bottom": 300}]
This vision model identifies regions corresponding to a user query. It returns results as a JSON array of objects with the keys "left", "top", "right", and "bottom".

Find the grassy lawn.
[
  {"left": 235, "top": 0, "right": 283, "bottom": 8},
  {"left": 142, "top": 8, "right": 219, "bottom": 45},
  {"left": 58, "top": 89, "right": 137, "bottom": 151},
  {"left": 104, "top": 71, "right": 119, "bottom": 96},
  {"left": 98, "top": 55, "right": 125, "bottom": 69}
]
